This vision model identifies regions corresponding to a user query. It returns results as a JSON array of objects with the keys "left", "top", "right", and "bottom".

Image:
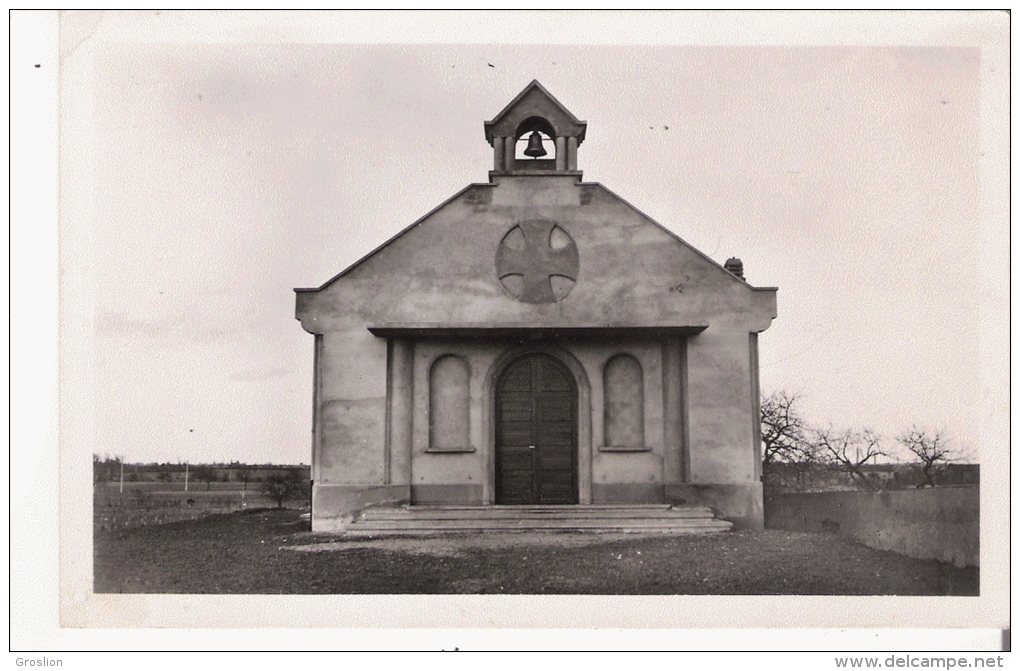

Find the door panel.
[
  {"left": 495, "top": 354, "right": 578, "bottom": 505},
  {"left": 538, "top": 399, "right": 573, "bottom": 422}
]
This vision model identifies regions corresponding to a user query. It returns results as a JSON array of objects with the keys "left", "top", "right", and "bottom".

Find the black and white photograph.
[{"left": 11, "top": 9, "right": 1009, "bottom": 653}]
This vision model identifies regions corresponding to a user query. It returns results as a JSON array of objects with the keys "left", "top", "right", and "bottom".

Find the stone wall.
[{"left": 764, "top": 487, "right": 979, "bottom": 567}]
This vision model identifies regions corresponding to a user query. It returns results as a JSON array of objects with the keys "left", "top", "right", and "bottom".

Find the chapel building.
[{"left": 295, "top": 81, "right": 777, "bottom": 531}]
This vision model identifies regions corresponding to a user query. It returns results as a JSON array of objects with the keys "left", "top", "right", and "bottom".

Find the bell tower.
[{"left": 484, "top": 80, "right": 587, "bottom": 174}]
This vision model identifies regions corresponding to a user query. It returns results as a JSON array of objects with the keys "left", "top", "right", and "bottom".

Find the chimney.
[{"left": 724, "top": 257, "right": 745, "bottom": 280}]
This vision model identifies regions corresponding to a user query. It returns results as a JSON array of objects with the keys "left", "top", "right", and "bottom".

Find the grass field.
[
  {"left": 93, "top": 482, "right": 309, "bottom": 531},
  {"left": 94, "top": 508, "right": 979, "bottom": 595}
]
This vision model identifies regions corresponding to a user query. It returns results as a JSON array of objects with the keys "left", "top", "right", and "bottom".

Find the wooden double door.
[{"left": 495, "top": 354, "right": 578, "bottom": 505}]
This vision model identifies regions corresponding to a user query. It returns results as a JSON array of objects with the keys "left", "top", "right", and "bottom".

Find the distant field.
[
  {"left": 95, "top": 481, "right": 288, "bottom": 493},
  {"left": 93, "top": 482, "right": 309, "bottom": 531}
]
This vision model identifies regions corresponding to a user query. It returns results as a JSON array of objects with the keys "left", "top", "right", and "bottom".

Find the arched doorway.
[{"left": 495, "top": 353, "right": 578, "bottom": 505}]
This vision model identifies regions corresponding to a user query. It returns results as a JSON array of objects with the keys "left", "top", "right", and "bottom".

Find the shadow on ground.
[{"left": 94, "top": 509, "right": 978, "bottom": 595}]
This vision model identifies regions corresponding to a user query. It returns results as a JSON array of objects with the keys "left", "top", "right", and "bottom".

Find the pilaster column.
[
  {"left": 386, "top": 338, "right": 414, "bottom": 486},
  {"left": 567, "top": 136, "right": 578, "bottom": 171},
  {"left": 749, "top": 332, "right": 762, "bottom": 482},
  {"left": 662, "top": 338, "right": 685, "bottom": 484},
  {"left": 555, "top": 136, "right": 566, "bottom": 170},
  {"left": 493, "top": 136, "right": 504, "bottom": 171},
  {"left": 503, "top": 136, "right": 515, "bottom": 171}
]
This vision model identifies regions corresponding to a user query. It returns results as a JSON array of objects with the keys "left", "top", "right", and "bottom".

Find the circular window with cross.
[{"left": 495, "top": 220, "right": 579, "bottom": 303}]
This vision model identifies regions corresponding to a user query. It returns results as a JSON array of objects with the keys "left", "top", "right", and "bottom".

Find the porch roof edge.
[{"left": 367, "top": 324, "right": 709, "bottom": 339}]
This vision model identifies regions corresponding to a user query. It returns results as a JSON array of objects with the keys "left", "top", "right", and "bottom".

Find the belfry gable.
[{"left": 484, "top": 80, "right": 587, "bottom": 147}]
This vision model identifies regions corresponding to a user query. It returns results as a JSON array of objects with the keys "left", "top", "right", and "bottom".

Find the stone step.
[
  {"left": 352, "top": 509, "right": 726, "bottom": 526},
  {"left": 399, "top": 504, "right": 674, "bottom": 511},
  {"left": 354, "top": 515, "right": 727, "bottom": 528},
  {"left": 345, "top": 504, "right": 732, "bottom": 536},
  {"left": 343, "top": 521, "right": 732, "bottom": 537},
  {"left": 360, "top": 507, "right": 717, "bottom": 521}
]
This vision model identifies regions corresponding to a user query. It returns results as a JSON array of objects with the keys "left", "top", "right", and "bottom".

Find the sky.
[{"left": 59, "top": 12, "right": 1004, "bottom": 465}]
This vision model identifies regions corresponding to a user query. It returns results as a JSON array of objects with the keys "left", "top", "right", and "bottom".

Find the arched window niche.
[
  {"left": 428, "top": 355, "right": 472, "bottom": 452},
  {"left": 602, "top": 353, "right": 646, "bottom": 451}
]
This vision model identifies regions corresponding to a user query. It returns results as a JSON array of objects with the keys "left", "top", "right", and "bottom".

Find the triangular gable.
[
  {"left": 297, "top": 181, "right": 776, "bottom": 293},
  {"left": 588, "top": 182, "right": 778, "bottom": 293},
  {"left": 295, "top": 183, "right": 482, "bottom": 292}
]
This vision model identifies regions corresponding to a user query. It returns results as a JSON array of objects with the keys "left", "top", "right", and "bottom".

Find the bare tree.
[
  {"left": 93, "top": 454, "right": 122, "bottom": 484},
  {"left": 814, "top": 427, "right": 885, "bottom": 489},
  {"left": 898, "top": 426, "right": 956, "bottom": 488},
  {"left": 760, "top": 390, "right": 815, "bottom": 466},
  {"left": 760, "top": 390, "right": 818, "bottom": 491},
  {"left": 237, "top": 467, "right": 252, "bottom": 491},
  {"left": 193, "top": 465, "right": 218, "bottom": 491},
  {"left": 260, "top": 470, "right": 305, "bottom": 509}
]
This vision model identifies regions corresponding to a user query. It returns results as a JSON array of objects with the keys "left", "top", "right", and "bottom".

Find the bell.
[{"left": 523, "top": 131, "right": 547, "bottom": 158}]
